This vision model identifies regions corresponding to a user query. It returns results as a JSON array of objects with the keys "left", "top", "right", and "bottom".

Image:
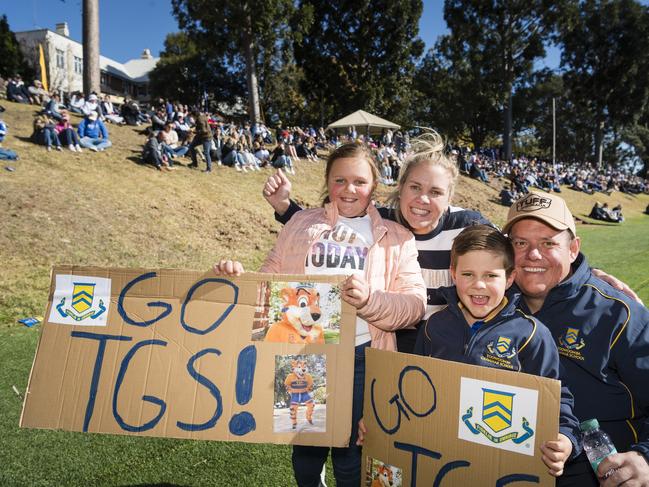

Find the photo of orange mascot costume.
[
  {"left": 371, "top": 464, "right": 394, "bottom": 487},
  {"left": 284, "top": 359, "right": 315, "bottom": 429},
  {"left": 265, "top": 286, "right": 325, "bottom": 344}
]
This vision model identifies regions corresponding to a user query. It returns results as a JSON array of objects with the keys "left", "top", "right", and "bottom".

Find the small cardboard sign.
[
  {"left": 21, "top": 266, "right": 355, "bottom": 447},
  {"left": 362, "top": 349, "right": 560, "bottom": 487}
]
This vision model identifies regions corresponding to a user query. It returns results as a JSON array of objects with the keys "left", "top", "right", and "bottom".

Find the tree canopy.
[
  {"left": 0, "top": 15, "right": 35, "bottom": 80},
  {"left": 294, "top": 0, "right": 424, "bottom": 127},
  {"left": 145, "top": 0, "right": 649, "bottom": 172}
]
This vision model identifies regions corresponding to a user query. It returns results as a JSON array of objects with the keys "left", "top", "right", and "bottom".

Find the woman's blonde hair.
[
  {"left": 386, "top": 129, "right": 459, "bottom": 228},
  {"left": 321, "top": 142, "right": 379, "bottom": 205}
]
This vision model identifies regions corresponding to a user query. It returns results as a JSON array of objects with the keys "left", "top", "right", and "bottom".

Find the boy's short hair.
[{"left": 451, "top": 225, "right": 515, "bottom": 276}]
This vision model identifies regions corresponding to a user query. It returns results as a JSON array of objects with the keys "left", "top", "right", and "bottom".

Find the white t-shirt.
[{"left": 305, "top": 215, "right": 374, "bottom": 345}]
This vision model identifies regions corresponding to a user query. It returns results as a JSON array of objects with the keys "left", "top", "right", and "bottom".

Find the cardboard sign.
[
  {"left": 362, "top": 349, "right": 560, "bottom": 486},
  {"left": 21, "top": 266, "right": 356, "bottom": 447}
]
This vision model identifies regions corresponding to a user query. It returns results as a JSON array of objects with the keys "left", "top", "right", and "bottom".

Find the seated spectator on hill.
[
  {"left": 142, "top": 130, "right": 173, "bottom": 171},
  {"left": 7, "top": 76, "right": 30, "bottom": 104},
  {"left": 28, "top": 80, "right": 49, "bottom": 105},
  {"left": 82, "top": 93, "right": 103, "bottom": 119},
  {"left": 239, "top": 142, "right": 261, "bottom": 172},
  {"left": 0, "top": 118, "right": 17, "bottom": 160},
  {"left": 611, "top": 204, "right": 624, "bottom": 222},
  {"left": 44, "top": 92, "right": 65, "bottom": 121},
  {"left": 220, "top": 136, "right": 237, "bottom": 167},
  {"left": 55, "top": 111, "right": 82, "bottom": 152},
  {"left": 285, "top": 137, "right": 299, "bottom": 161},
  {"left": 0, "top": 118, "right": 7, "bottom": 145},
  {"left": 69, "top": 92, "right": 85, "bottom": 114},
  {"left": 270, "top": 141, "right": 294, "bottom": 174},
  {"left": 174, "top": 113, "right": 191, "bottom": 142},
  {"left": 509, "top": 166, "right": 529, "bottom": 194},
  {"left": 77, "top": 111, "right": 111, "bottom": 151},
  {"left": 159, "top": 122, "right": 188, "bottom": 159},
  {"left": 296, "top": 137, "right": 318, "bottom": 161},
  {"left": 120, "top": 98, "right": 142, "bottom": 125},
  {"left": 151, "top": 108, "right": 167, "bottom": 131},
  {"left": 499, "top": 183, "right": 519, "bottom": 207},
  {"left": 253, "top": 140, "right": 270, "bottom": 166},
  {"left": 100, "top": 96, "right": 124, "bottom": 125},
  {"left": 469, "top": 157, "right": 490, "bottom": 183},
  {"left": 32, "top": 114, "right": 62, "bottom": 151}
]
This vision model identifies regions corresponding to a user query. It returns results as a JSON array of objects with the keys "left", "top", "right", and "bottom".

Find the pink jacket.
[{"left": 261, "top": 203, "right": 426, "bottom": 351}]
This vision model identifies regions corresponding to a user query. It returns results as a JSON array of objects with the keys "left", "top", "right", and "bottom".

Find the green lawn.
[{"left": 579, "top": 216, "right": 649, "bottom": 303}]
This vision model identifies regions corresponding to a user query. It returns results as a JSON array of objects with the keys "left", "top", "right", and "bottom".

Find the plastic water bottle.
[{"left": 580, "top": 418, "right": 617, "bottom": 474}]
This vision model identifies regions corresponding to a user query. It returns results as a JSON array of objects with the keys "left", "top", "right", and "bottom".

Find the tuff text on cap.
[{"left": 516, "top": 194, "right": 552, "bottom": 212}]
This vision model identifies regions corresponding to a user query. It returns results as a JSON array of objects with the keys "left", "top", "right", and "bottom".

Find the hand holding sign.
[
  {"left": 341, "top": 274, "right": 370, "bottom": 309},
  {"left": 213, "top": 259, "right": 244, "bottom": 276},
  {"left": 540, "top": 433, "right": 572, "bottom": 477}
]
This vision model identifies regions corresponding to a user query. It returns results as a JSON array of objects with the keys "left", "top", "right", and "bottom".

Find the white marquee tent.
[{"left": 326, "top": 109, "right": 400, "bottom": 134}]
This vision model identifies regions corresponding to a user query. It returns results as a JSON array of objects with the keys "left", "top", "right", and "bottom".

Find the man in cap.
[{"left": 503, "top": 192, "right": 649, "bottom": 486}]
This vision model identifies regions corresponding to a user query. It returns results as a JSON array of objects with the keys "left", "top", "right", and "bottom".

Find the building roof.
[{"left": 16, "top": 26, "right": 158, "bottom": 84}]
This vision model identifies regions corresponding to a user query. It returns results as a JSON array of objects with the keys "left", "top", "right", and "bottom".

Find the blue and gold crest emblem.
[
  {"left": 56, "top": 282, "right": 106, "bottom": 321},
  {"left": 482, "top": 389, "right": 513, "bottom": 432},
  {"left": 462, "top": 387, "right": 534, "bottom": 444},
  {"left": 559, "top": 327, "right": 585, "bottom": 350},
  {"left": 487, "top": 336, "right": 516, "bottom": 359}
]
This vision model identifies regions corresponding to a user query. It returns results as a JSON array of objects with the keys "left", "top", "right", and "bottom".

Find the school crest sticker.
[
  {"left": 458, "top": 377, "right": 538, "bottom": 456},
  {"left": 48, "top": 275, "right": 111, "bottom": 326}
]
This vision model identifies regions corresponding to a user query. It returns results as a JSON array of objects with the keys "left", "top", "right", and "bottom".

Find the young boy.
[{"left": 413, "top": 224, "right": 581, "bottom": 478}]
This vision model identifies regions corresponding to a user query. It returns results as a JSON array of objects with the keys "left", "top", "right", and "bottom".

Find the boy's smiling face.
[{"left": 451, "top": 250, "right": 516, "bottom": 325}]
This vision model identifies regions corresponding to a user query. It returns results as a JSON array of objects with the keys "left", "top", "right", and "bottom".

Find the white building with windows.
[{"left": 15, "top": 22, "right": 158, "bottom": 102}]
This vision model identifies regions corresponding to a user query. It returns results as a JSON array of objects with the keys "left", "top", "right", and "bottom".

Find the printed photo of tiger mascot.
[
  {"left": 284, "top": 359, "right": 315, "bottom": 429},
  {"left": 265, "top": 286, "right": 325, "bottom": 344},
  {"left": 370, "top": 465, "right": 394, "bottom": 487}
]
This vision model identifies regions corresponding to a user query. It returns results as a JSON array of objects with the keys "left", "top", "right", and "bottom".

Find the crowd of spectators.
[
  {"left": 2, "top": 74, "right": 648, "bottom": 192},
  {"left": 454, "top": 148, "right": 648, "bottom": 205}
]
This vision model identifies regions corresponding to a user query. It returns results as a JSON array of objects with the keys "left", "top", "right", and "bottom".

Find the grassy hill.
[{"left": 1, "top": 100, "right": 648, "bottom": 486}]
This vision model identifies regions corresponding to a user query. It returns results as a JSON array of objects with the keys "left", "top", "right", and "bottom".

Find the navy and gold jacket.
[
  {"left": 519, "top": 253, "right": 649, "bottom": 461},
  {"left": 414, "top": 286, "right": 581, "bottom": 456}
]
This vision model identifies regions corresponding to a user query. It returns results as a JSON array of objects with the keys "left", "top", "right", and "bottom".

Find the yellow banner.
[{"left": 39, "top": 44, "right": 48, "bottom": 92}]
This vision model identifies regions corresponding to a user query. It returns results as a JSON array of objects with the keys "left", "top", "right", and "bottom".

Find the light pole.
[{"left": 552, "top": 97, "right": 556, "bottom": 168}]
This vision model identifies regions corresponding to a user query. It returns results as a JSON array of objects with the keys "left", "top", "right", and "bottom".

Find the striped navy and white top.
[{"left": 379, "top": 206, "right": 490, "bottom": 319}]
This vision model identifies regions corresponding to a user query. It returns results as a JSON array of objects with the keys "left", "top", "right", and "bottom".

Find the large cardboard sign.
[
  {"left": 21, "top": 266, "right": 355, "bottom": 447},
  {"left": 362, "top": 349, "right": 560, "bottom": 486}
]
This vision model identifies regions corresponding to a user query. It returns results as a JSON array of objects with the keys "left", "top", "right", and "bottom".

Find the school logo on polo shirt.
[
  {"left": 458, "top": 377, "right": 538, "bottom": 456},
  {"left": 558, "top": 327, "right": 586, "bottom": 361}
]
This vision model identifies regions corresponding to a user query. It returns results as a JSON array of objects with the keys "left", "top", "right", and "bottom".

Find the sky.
[{"left": 3, "top": 0, "right": 559, "bottom": 67}]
